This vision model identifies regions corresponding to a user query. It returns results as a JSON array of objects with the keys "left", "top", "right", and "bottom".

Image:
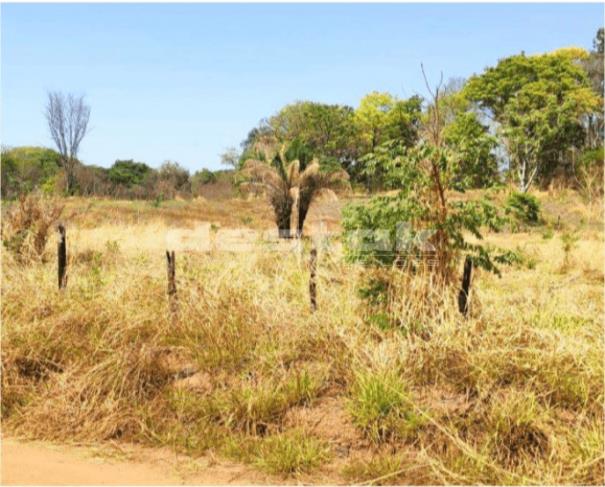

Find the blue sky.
[{"left": 2, "top": 3, "right": 603, "bottom": 172}]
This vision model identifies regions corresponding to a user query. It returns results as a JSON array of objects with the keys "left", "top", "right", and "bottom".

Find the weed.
[
  {"left": 342, "top": 452, "right": 429, "bottom": 485},
  {"left": 560, "top": 231, "right": 579, "bottom": 270},
  {"left": 348, "top": 369, "right": 425, "bottom": 443},
  {"left": 1, "top": 192, "right": 64, "bottom": 262},
  {"left": 254, "top": 430, "right": 330, "bottom": 476}
]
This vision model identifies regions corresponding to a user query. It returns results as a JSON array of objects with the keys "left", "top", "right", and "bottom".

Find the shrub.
[
  {"left": 108, "top": 160, "right": 152, "bottom": 187},
  {"left": 343, "top": 142, "right": 517, "bottom": 277},
  {"left": 576, "top": 147, "right": 604, "bottom": 201},
  {"left": 0, "top": 146, "right": 62, "bottom": 199},
  {"left": 505, "top": 192, "right": 541, "bottom": 227},
  {"left": 192, "top": 168, "right": 217, "bottom": 185},
  {"left": 348, "top": 369, "right": 424, "bottom": 443},
  {"left": 487, "top": 390, "right": 549, "bottom": 465},
  {"left": 254, "top": 430, "right": 330, "bottom": 475},
  {"left": 1, "top": 192, "right": 64, "bottom": 262}
]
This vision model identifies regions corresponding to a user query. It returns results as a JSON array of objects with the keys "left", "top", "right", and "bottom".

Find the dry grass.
[{"left": 1, "top": 190, "right": 603, "bottom": 484}]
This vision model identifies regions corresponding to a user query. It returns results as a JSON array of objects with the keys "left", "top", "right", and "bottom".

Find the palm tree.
[
  {"left": 241, "top": 140, "right": 349, "bottom": 238},
  {"left": 295, "top": 160, "right": 349, "bottom": 237},
  {"left": 240, "top": 144, "right": 299, "bottom": 238}
]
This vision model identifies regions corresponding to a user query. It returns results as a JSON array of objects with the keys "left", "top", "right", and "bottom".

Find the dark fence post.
[
  {"left": 166, "top": 250, "right": 177, "bottom": 314},
  {"left": 309, "top": 245, "right": 317, "bottom": 312},
  {"left": 57, "top": 224, "right": 67, "bottom": 289},
  {"left": 457, "top": 256, "right": 472, "bottom": 316}
]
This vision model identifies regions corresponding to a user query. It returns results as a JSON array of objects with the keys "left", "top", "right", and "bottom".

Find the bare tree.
[{"left": 45, "top": 92, "right": 91, "bottom": 194}]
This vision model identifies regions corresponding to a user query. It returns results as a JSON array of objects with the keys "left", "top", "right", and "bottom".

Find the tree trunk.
[{"left": 275, "top": 197, "right": 293, "bottom": 239}]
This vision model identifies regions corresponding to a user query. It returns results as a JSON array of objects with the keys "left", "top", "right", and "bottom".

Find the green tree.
[
  {"left": 344, "top": 73, "right": 517, "bottom": 281},
  {"left": 269, "top": 101, "right": 360, "bottom": 169},
  {"left": 582, "top": 28, "right": 604, "bottom": 149},
  {"left": 108, "top": 160, "right": 152, "bottom": 187},
  {"left": 465, "top": 48, "right": 600, "bottom": 191},
  {"left": 355, "top": 92, "right": 396, "bottom": 152},
  {"left": 443, "top": 111, "right": 499, "bottom": 188},
  {"left": 1, "top": 146, "right": 62, "bottom": 198},
  {"left": 354, "top": 92, "right": 422, "bottom": 189}
]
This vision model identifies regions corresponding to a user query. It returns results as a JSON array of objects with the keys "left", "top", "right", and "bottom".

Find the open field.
[{"left": 2, "top": 190, "right": 604, "bottom": 485}]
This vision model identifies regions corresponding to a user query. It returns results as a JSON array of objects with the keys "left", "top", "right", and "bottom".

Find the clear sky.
[{"left": 2, "top": 3, "right": 603, "bottom": 172}]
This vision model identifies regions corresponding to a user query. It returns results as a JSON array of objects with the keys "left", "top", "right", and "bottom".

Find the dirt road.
[{"left": 1, "top": 438, "right": 267, "bottom": 485}]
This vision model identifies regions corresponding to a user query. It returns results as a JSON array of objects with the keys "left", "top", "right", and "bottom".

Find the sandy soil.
[{"left": 1, "top": 438, "right": 269, "bottom": 485}]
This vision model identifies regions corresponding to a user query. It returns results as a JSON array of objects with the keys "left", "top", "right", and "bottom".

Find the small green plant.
[
  {"left": 541, "top": 226, "right": 554, "bottom": 240},
  {"left": 357, "top": 277, "right": 389, "bottom": 306},
  {"left": 254, "top": 430, "right": 330, "bottom": 476},
  {"left": 348, "top": 369, "right": 424, "bottom": 443},
  {"left": 560, "top": 231, "right": 579, "bottom": 270},
  {"left": 505, "top": 192, "right": 541, "bottom": 228},
  {"left": 367, "top": 312, "right": 391, "bottom": 331},
  {"left": 151, "top": 195, "right": 163, "bottom": 208}
]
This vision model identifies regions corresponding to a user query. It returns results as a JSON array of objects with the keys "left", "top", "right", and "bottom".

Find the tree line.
[
  {"left": 235, "top": 30, "right": 602, "bottom": 194},
  {"left": 2, "top": 29, "right": 602, "bottom": 200},
  {"left": 1, "top": 148, "right": 228, "bottom": 200}
]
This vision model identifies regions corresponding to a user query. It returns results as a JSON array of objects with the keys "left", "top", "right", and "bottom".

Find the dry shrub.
[
  {"left": 1, "top": 191, "right": 63, "bottom": 262},
  {"left": 485, "top": 389, "right": 550, "bottom": 466},
  {"left": 356, "top": 264, "right": 465, "bottom": 340}
]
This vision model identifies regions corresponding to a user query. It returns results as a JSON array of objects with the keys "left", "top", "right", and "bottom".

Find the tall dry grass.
[{"left": 1, "top": 192, "right": 603, "bottom": 484}]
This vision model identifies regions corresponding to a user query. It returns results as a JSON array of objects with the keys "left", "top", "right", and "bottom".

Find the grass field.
[{"left": 2, "top": 189, "right": 603, "bottom": 484}]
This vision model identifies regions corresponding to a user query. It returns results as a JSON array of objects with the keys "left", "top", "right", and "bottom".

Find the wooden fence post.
[
  {"left": 457, "top": 256, "right": 472, "bottom": 316},
  {"left": 166, "top": 250, "right": 177, "bottom": 314},
  {"left": 57, "top": 224, "right": 67, "bottom": 289},
  {"left": 309, "top": 245, "right": 317, "bottom": 312}
]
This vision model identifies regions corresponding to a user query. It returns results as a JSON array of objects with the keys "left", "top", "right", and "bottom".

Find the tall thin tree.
[{"left": 45, "top": 92, "right": 91, "bottom": 195}]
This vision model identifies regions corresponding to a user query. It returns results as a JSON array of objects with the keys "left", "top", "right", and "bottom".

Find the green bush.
[
  {"left": 108, "top": 159, "right": 152, "bottom": 187},
  {"left": 1, "top": 146, "right": 62, "bottom": 198},
  {"left": 254, "top": 431, "right": 330, "bottom": 475},
  {"left": 505, "top": 192, "right": 541, "bottom": 227},
  {"left": 348, "top": 369, "right": 425, "bottom": 443}
]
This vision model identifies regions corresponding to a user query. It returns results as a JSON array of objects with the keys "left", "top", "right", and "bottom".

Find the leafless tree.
[{"left": 45, "top": 92, "right": 91, "bottom": 194}]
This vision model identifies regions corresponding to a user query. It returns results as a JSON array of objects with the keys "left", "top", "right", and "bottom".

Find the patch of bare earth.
[{"left": 1, "top": 438, "right": 269, "bottom": 485}]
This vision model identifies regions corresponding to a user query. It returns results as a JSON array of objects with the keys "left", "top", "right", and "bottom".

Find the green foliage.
[
  {"left": 268, "top": 101, "right": 360, "bottom": 171},
  {"left": 560, "top": 231, "right": 579, "bottom": 270},
  {"left": 254, "top": 431, "right": 330, "bottom": 475},
  {"left": 192, "top": 168, "right": 217, "bottom": 185},
  {"left": 108, "top": 159, "right": 152, "bottom": 187},
  {"left": 348, "top": 369, "right": 425, "bottom": 443},
  {"left": 343, "top": 141, "right": 516, "bottom": 275},
  {"left": 354, "top": 93, "right": 422, "bottom": 188},
  {"left": 465, "top": 49, "right": 600, "bottom": 191},
  {"left": 443, "top": 111, "right": 499, "bottom": 188},
  {"left": 505, "top": 192, "right": 541, "bottom": 227},
  {"left": 580, "top": 146, "right": 604, "bottom": 167},
  {"left": 1, "top": 146, "right": 62, "bottom": 198}
]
